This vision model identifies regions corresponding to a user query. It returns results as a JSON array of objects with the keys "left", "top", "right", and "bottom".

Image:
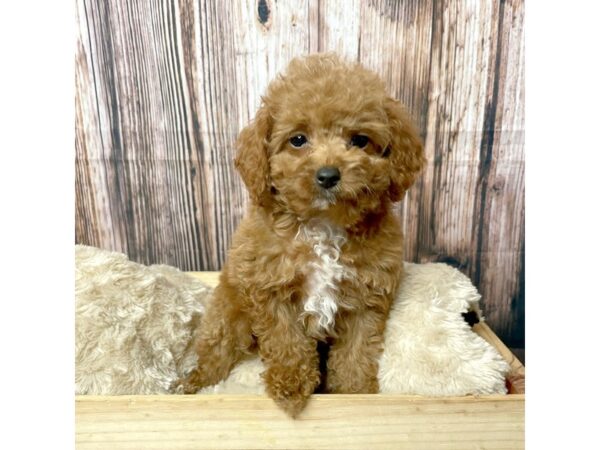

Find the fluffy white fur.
[
  {"left": 75, "top": 245, "right": 509, "bottom": 396},
  {"left": 75, "top": 245, "right": 209, "bottom": 395},
  {"left": 296, "top": 219, "right": 351, "bottom": 331},
  {"left": 378, "top": 263, "right": 508, "bottom": 395}
]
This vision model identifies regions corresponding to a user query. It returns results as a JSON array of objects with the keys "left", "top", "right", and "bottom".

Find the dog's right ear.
[{"left": 234, "top": 105, "right": 272, "bottom": 206}]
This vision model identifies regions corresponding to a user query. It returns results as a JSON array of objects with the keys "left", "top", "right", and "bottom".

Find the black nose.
[{"left": 315, "top": 166, "right": 341, "bottom": 189}]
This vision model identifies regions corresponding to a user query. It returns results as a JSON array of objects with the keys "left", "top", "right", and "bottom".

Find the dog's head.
[{"left": 235, "top": 54, "right": 425, "bottom": 226}]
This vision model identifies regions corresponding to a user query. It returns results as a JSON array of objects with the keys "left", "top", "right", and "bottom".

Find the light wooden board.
[
  {"left": 188, "top": 270, "right": 219, "bottom": 286},
  {"left": 75, "top": 0, "right": 525, "bottom": 353},
  {"left": 76, "top": 394, "right": 524, "bottom": 449},
  {"left": 474, "top": 322, "right": 525, "bottom": 395}
]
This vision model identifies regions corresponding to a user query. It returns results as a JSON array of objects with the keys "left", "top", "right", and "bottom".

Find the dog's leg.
[
  {"left": 254, "top": 302, "right": 321, "bottom": 418},
  {"left": 176, "top": 284, "right": 253, "bottom": 394},
  {"left": 326, "top": 308, "right": 388, "bottom": 393}
]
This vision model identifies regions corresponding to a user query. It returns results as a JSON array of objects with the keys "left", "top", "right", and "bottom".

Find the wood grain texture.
[
  {"left": 188, "top": 270, "right": 220, "bottom": 286},
  {"left": 76, "top": 0, "right": 525, "bottom": 349},
  {"left": 76, "top": 394, "right": 524, "bottom": 449},
  {"left": 474, "top": 322, "right": 525, "bottom": 394}
]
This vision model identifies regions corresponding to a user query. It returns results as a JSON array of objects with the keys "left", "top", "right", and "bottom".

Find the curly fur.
[
  {"left": 75, "top": 246, "right": 509, "bottom": 397},
  {"left": 177, "top": 54, "right": 427, "bottom": 416},
  {"left": 296, "top": 219, "right": 353, "bottom": 332},
  {"left": 75, "top": 245, "right": 210, "bottom": 395},
  {"left": 201, "top": 264, "right": 509, "bottom": 397}
]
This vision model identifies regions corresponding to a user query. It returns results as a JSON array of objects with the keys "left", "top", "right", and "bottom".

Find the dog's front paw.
[
  {"left": 171, "top": 369, "right": 204, "bottom": 394},
  {"left": 262, "top": 364, "right": 320, "bottom": 418},
  {"left": 271, "top": 391, "right": 311, "bottom": 418}
]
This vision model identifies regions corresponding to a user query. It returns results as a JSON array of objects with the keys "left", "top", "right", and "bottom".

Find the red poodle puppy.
[{"left": 179, "top": 53, "right": 425, "bottom": 417}]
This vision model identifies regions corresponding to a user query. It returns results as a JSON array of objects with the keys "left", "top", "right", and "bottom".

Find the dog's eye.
[
  {"left": 289, "top": 134, "right": 308, "bottom": 148},
  {"left": 350, "top": 134, "right": 370, "bottom": 149}
]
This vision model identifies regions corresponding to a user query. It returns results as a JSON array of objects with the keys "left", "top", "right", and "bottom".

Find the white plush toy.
[{"left": 75, "top": 245, "right": 509, "bottom": 396}]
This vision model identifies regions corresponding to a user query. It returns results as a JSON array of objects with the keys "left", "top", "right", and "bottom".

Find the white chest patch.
[{"left": 296, "top": 219, "right": 350, "bottom": 332}]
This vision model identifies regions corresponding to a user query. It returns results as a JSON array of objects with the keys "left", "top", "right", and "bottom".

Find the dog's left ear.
[
  {"left": 234, "top": 105, "right": 272, "bottom": 207},
  {"left": 384, "top": 98, "right": 426, "bottom": 202}
]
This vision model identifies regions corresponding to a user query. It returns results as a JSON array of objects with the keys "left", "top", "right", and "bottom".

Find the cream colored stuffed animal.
[{"left": 75, "top": 245, "right": 509, "bottom": 396}]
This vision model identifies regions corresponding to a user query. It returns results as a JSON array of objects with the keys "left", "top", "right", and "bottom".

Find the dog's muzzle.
[{"left": 315, "top": 166, "right": 341, "bottom": 189}]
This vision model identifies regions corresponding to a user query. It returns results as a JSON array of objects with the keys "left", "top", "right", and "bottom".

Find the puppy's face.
[
  {"left": 235, "top": 54, "right": 425, "bottom": 226},
  {"left": 268, "top": 102, "right": 395, "bottom": 224}
]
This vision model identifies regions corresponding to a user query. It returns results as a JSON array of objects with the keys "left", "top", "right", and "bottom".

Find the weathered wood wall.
[{"left": 75, "top": 0, "right": 524, "bottom": 351}]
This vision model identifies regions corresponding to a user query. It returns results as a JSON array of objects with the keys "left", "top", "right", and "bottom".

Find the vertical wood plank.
[
  {"left": 417, "top": 0, "right": 499, "bottom": 275},
  {"left": 317, "top": 0, "right": 361, "bottom": 58},
  {"left": 472, "top": 0, "right": 525, "bottom": 345},
  {"left": 192, "top": 0, "right": 242, "bottom": 267},
  {"left": 76, "top": 0, "right": 114, "bottom": 252},
  {"left": 230, "top": 0, "right": 313, "bottom": 118}
]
